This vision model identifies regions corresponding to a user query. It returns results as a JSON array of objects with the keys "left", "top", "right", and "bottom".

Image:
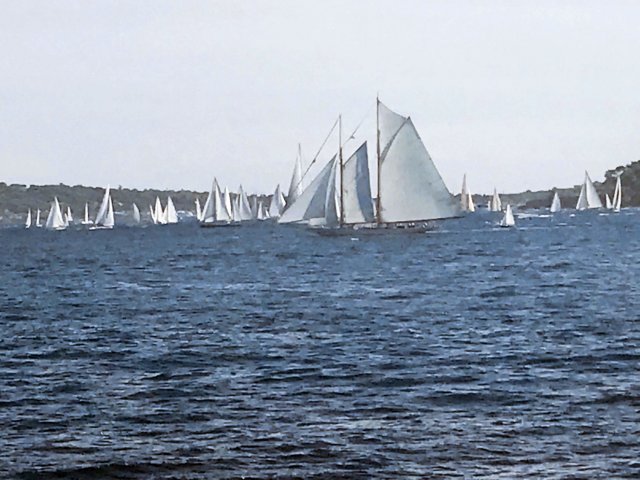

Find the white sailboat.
[
  {"left": 92, "top": 186, "right": 115, "bottom": 229},
  {"left": 286, "top": 144, "right": 304, "bottom": 208},
  {"left": 550, "top": 192, "right": 562, "bottom": 213},
  {"left": 268, "top": 185, "right": 286, "bottom": 218},
  {"left": 153, "top": 197, "right": 165, "bottom": 225},
  {"left": 489, "top": 188, "right": 502, "bottom": 212},
  {"left": 612, "top": 175, "right": 622, "bottom": 212},
  {"left": 460, "top": 174, "right": 476, "bottom": 212},
  {"left": 256, "top": 200, "right": 269, "bottom": 221},
  {"left": 195, "top": 197, "right": 203, "bottom": 221},
  {"left": 500, "top": 204, "right": 516, "bottom": 228},
  {"left": 45, "top": 197, "right": 66, "bottom": 231},
  {"left": 605, "top": 193, "right": 612, "bottom": 209},
  {"left": 575, "top": 171, "right": 603, "bottom": 210},
  {"left": 164, "top": 196, "right": 178, "bottom": 224},
  {"left": 25, "top": 209, "right": 32, "bottom": 229},
  {"left": 200, "top": 178, "right": 234, "bottom": 226},
  {"left": 35, "top": 209, "right": 42, "bottom": 228},
  {"left": 65, "top": 206, "right": 73, "bottom": 224},
  {"left": 132, "top": 203, "right": 141, "bottom": 224},
  {"left": 235, "top": 186, "right": 254, "bottom": 221},
  {"left": 81, "top": 203, "right": 92, "bottom": 225}
]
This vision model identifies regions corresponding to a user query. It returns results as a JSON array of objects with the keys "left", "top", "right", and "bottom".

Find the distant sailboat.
[
  {"left": 132, "top": 203, "right": 141, "bottom": 224},
  {"left": 194, "top": 197, "right": 203, "bottom": 221},
  {"left": 268, "top": 185, "right": 286, "bottom": 218},
  {"left": 575, "top": 171, "right": 603, "bottom": 210},
  {"left": 65, "top": 206, "right": 73, "bottom": 223},
  {"left": 235, "top": 186, "right": 254, "bottom": 221},
  {"left": 25, "top": 209, "right": 32, "bottom": 229},
  {"left": 92, "top": 186, "right": 115, "bottom": 229},
  {"left": 489, "top": 188, "right": 502, "bottom": 212},
  {"left": 164, "top": 196, "right": 178, "bottom": 224},
  {"left": 257, "top": 200, "right": 269, "bottom": 221},
  {"left": 611, "top": 175, "right": 622, "bottom": 212},
  {"left": 286, "top": 144, "right": 304, "bottom": 208},
  {"left": 200, "top": 178, "right": 234, "bottom": 226},
  {"left": 35, "top": 209, "right": 42, "bottom": 228},
  {"left": 45, "top": 197, "right": 66, "bottom": 231},
  {"left": 500, "top": 204, "right": 516, "bottom": 228},
  {"left": 460, "top": 174, "right": 476, "bottom": 212},
  {"left": 81, "top": 203, "right": 92, "bottom": 225},
  {"left": 153, "top": 197, "right": 165, "bottom": 225},
  {"left": 550, "top": 192, "right": 562, "bottom": 213}
]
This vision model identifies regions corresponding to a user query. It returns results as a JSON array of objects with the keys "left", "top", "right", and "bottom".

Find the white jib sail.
[
  {"left": 132, "top": 203, "right": 141, "bottom": 223},
  {"left": 66, "top": 206, "right": 73, "bottom": 223},
  {"left": 195, "top": 197, "right": 202, "bottom": 221},
  {"left": 25, "top": 209, "right": 32, "bottom": 228},
  {"left": 287, "top": 145, "right": 304, "bottom": 207},
  {"left": 278, "top": 156, "right": 337, "bottom": 224},
  {"left": 95, "top": 186, "right": 114, "bottom": 226},
  {"left": 550, "top": 192, "right": 561, "bottom": 213},
  {"left": 612, "top": 176, "right": 622, "bottom": 211},
  {"left": 342, "top": 142, "right": 375, "bottom": 224},
  {"left": 104, "top": 196, "right": 115, "bottom": 228},
  {"left": 467, "top": 192, "right": 475, "bottom": 212},
  {"left": 153, "top": 197, "right": 165, "bottom": 224},
  {"left": 36, "top": 209, "right": 42, "bottom": 227},
  {"left": 490, "top": 188, "right": 502, "bottom": 212},
  {"left": 378, "top": 101, "right": 460, "bottom": 223},
  {"left": 165, "top": 197, "right": 178, "bottom": 224},
  {"left": 605, "top": 193, "right": 612, "bottom": 209},
  {"left": 45, "top": 197, "right": 66, "bottom": 230},
  {"left": 585, "top": 171, "right": 603, "bottom": 209},
  {"left": 237, "top": 186, "right": 253, "bottom": 221},
  {"left": 83, "top": 203, "right": 91, "bottom": 224}
]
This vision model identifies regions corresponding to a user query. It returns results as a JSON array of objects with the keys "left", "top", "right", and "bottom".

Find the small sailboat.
[
  {"left": 194, "top": 197, "right": 203, "bottom": 221},
  {"left": 460, "top": 174, "right": 476, "bottom": 212},
  {"left": 92, "top": 186, "right": 115, "bottom": 229},
  {"left": 611, "top": 175, "right": 622, "bottom": 212},
  {"left": 500, "top": 204, "right": 516, "bottom": 228},
  {"left": 575, "top": 171, "right": 603, "bottom": 210},
  {"left": 235, "top": 186, "right": 254, "bottom": 222},
  {"left": 200, "top": 178, "right": 235, "bottom": 227},
  {"left": 489, "top": 188, "right": 502, "bottom": 212},
  {"left": 268, "top": 185, "right": 286, "bottom": 218},
  {"left": 164, "top": 196, "right": 178, "bottom": 224},
  {"left": 25, "top": 209, "right": 32, "bottom": 229},
  {"left": 550, "top": 192, "right": 562, "bottom": 213},
  {"left": 65, "top": 206, "right": 73, "bottom": 223},
  {"left": 152, "top": 197, "right": 165, "bottom": 225},
  {"left": 80, "top": 203, "right": 93, "bottom": 225},
  {"left": 256, "top": 200, "right": 270, "bottom": 221},
  {"left": 132, "top": 203, "right": 141, "bottom": 224},
  {"left": 35, "top": 209, "right": 42, "bottom": 228},
  {"left": 45, "top": 197, "right": 67, "bottom": 231}
]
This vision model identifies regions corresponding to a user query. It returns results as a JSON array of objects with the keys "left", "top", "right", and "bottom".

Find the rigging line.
[{"left": 297, "top": 115, "right": 340, "bottom": 189}]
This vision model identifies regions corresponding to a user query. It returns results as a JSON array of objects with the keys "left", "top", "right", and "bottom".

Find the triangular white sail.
[
  {"left": 132, "top": 203, "right": 141, "bottom": 224},
  {"left": 36, "top": 209, "right": 42, "bottom": 227},
  {"left": 45, "top": 197, "right": 66, "bottom": 231},
  {"left": 256, "top": 200, "right": 267, "bottom": 220},
  {"left": 550, "top": 192, "right": 561, "bottom": 213},
  {"left": 342, "top": 142, "right": 375, "bottom": 224},
  {"left": 223, "top": 187, "right": 232, "bottom": 220},
  {"left": 25, "top": 209, "right": 32, "bottom": 229},
  {"left": 269, "top": 185, "right": 287, "bottom": 218},
  {"left": 323, "top": 157, "right": 340, "bottom": 227},
  {"left": 201, "top": 179, "right": 232, "bottom": 223},
  {"left": 576, "top": 171, "right": 602, "bottom": 210},
  {"left": 94, "top": 186, "right": 115, "bottom": 228},
  {"left": 279, "top": 156, "right": 338, "bottom": 224},
  {"left": 461, "top": 174, "right": 476, "bottom": 213},
  {"left": 467, "top": 192, "right": 475, "bottom": 212},
  {"left": 612, "top": 176, "right": 622, "bottom": 211},
  {"left": 605, "top": 193, "right": 612, "bottom": 209},
  {"left": 490, "top": 188, "right": 502, "bottom": 212},
  {"left": 236, "top": 186, "right": 253, "bottom": 221},
  {"left": 377, "top": 101, "right": 460, "bottom": 222},
  {"left": 165, "top": 197, "right": 178, "bottom": 224},
  {"left": 500, "top": 204, "right": 515, "bottom": 227},
  {"left": 153, "top": 197, "right": 165, "bottom": 224},
  {"left": 286, "top": 144, "right": 304, "bottom": 207},
  {"left": 195, "top": 197, "right": 202, "bottom": 221},
  {"left": 66, "top": 206, "right": 73, "bottom": 223},
  {"left": 81, "top": 203, "right": 92, "bottom": 225}
]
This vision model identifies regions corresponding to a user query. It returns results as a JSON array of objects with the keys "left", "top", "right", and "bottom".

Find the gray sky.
[{"left": 1, "top": 0, "right": 639, "bottom": 194}]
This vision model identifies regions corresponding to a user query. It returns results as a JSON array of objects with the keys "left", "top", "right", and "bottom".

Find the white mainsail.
[
  {"left": 286, "top": 144, "right": 304, "bottom": 207},
  {"left": 269, "top": 185, "right": 287, "bottom": 218},
  {"left": 278, "top": 156, "right": 337, "bottom": 224},
  {"left": 576, "top": 171, "right": 602, "bottom": 210},
  {"left": 25, "top": 209, "right": 32, "bottom": 229},
  {"left": 45, "top": 197, "right": 66, "bottom": 231},
  {"left": 66, "top": 206, "right": 73, "bottom": 223},
  {"left": 236, "top": 186, "right": 253, "bottom": 221},
  {"left": 94, "top": 186, "right": 115, "bottom": 228},
  {"left": 490, "top": 188, "right": 502, "bottom": 212},
  {"left": 223, "top": 187, "right": 232, "bottom": 220},
  {"left": 201, "top": 178, "right": 232, "bottom": 223},
  {"left": 550, "top": 192, "right": 561, "bottom": 213},
  {"left": 341, "top": 142, "right": 375, "bottom": 224},
  {"left": 461, "top": 175, "right": 476, "bottom": 213},
  {"left": 165, "top": 196, "right": 178, "bottom": 224},
  {"left": 195, "top": 197, "right": 202, "bottom": 221},
  {"left": 132, "top": 203, "right": 141, "bottom": 224},
  {"left": 500, "top": 204, "right": 515, "bottom": 227},
  {"left": 36, "top": 209, "right": 42, "bottom": 227},
  {"left": 612, "top": 175, "right": 622, "bottom": 211},
  {"left": 256, "top": 200, "right": 267, "bottom": 220},
  {"left": 377, "top": 101, "right": 460, "bottom": 222}
]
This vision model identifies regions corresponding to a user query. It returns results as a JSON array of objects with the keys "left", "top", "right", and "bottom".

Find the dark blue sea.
[{"left": 1, "top": 210, "right": 639, "bottom": 479}]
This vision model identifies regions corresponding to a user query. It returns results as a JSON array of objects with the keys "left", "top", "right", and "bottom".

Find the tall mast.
[
  {"left": 376, "top": 96, "right": 382, "bottom": 224},
  {"left": 339, "top": 114, "right": 344, "bottom": 226}
]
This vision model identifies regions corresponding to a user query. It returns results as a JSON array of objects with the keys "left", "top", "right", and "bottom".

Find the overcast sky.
[{"left": 1, "top": 0, "right": 639, "bottom": 194}]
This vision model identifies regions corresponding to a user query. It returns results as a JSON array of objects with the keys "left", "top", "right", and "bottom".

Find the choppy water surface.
[{"left": 1, "top": 211, "right": 639, "bottom": 479}]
